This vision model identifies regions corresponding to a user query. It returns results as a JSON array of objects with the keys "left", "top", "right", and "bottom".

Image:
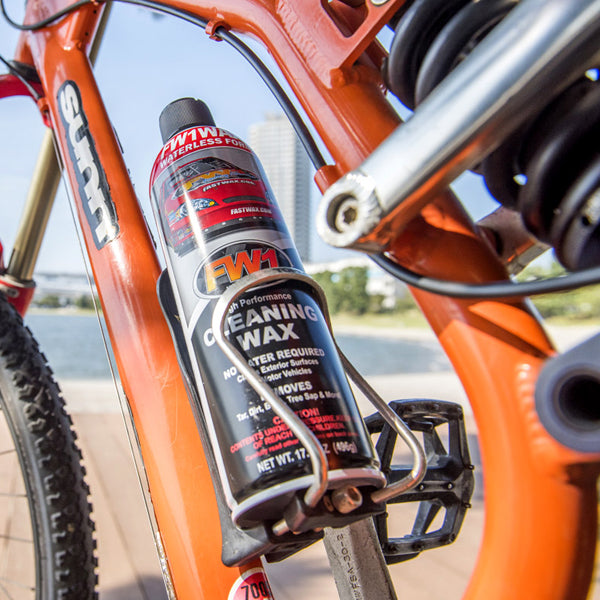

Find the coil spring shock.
[{"left": 384, "top": 0, "right": 600, "bottom": 270}]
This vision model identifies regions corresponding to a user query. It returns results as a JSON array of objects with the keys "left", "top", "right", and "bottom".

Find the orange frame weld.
[{"left": 10, "top": 0, "right": 600, "bottom": 599}]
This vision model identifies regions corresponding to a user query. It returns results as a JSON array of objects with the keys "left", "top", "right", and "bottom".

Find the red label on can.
[
  {"left": 149, "top": 126, "right": 288, "bottom": 256},
  {"left": 228, "top": 568, "right": 273, "bottom": 600},
  {"left": 162, "top": 156, "right": 277, "bottom": 254},
  {"left": 154, "top": 126, "right": 253, "bottom": 172}
]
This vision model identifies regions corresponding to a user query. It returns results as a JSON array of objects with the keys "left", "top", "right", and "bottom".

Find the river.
[{"left": 24, "top": 312, "right": 451, "bottom": 380}]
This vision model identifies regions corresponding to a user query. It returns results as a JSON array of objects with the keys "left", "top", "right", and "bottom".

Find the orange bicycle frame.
[{"left": 4, "top": 0, "right": 600, "bottom": 598}]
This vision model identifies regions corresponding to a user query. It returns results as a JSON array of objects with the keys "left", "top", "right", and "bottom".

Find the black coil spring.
[{"left": 384, "top": 0, "right": 600, "bottom": 270}]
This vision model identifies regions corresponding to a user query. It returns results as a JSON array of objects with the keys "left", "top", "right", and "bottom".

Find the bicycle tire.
[{"left": 0, "top": 292, "right": 97, "bottom": 599}]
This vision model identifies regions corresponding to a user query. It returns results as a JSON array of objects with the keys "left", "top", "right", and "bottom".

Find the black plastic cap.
[{"left": 159, "top": 97, "right": 216, "bottom": 143}]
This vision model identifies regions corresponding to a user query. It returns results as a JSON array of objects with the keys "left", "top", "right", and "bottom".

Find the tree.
[
  {"left": 74, "top": 294, "right": 95, "bottom": 310},
  {"left": 311, "top": 270, "right": 343, "bottom": 313},
  {"left": 311, "top": 267, "right": 370, "bottom": 315},
  {"left": 337, "top": 267, "right": 369, "bottom": 314},
  {"left": 36, "top": 294, "right": 62, "bottom": 308}
]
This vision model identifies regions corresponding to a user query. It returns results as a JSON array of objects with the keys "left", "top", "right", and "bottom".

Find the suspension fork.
[
  {"left": 0, "top": 129, "right": 59, "bottom": 314},
  {"left": 0, "top": 6, "right": 112, "bottom": 315}
]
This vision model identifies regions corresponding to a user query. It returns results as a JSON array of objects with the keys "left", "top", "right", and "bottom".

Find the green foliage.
[
  {"left": 74, "top": 294, "right": 95, "bottom": 310},
  {"left": 531, "top": 285, "right": 600, "bottom": 321},
  {"left": 313, "top": 255, "right": 600, "bottom": 323},
  {"left": 338, "top": 267, "right": 370, "bottom": 315},
  {"left": 368, "top": 294, "right": 386, "bottom": 314},
  {"left": 31, "top": 292, "right": 98, "bottom": 312},
  {"left": 392, "top": 293, "right": 418, "bottom": 313},
  {"left": 519, "top": 257, "right": 600, "bottom": 321},
  {"left": 311, "top": 270, "right": 339, "bottom": 311},
  {"left": 312, "top": 267, "right": 370, "bottom": 315},
  {"left": 35, "top": 294, "right": 62, "bottom": 308}
]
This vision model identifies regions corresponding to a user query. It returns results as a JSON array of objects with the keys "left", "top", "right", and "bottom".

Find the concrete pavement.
[
  {"left": 65, "top": 374, "right": 483, "bottom": 599},
  {"left": 60, "top": 371, "right": 599, "bottom": 600}
]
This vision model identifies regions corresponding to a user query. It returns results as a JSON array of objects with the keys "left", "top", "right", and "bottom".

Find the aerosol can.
[{"left": 149, "top": 98, "right": 385, "bottom": 532}]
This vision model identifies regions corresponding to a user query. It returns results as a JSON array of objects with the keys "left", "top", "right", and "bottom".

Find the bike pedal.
[{"left": 365, "top": 399, "right": 475, "bottom": 564}]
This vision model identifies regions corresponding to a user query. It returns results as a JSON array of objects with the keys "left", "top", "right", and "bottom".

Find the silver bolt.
[
  {"left": 272, "top": 519, "right": 290, "bottom": 536},
  {"left": 334, "top": 198, "right": 359, "bottom": 233},
  {"left": 331, "top": 486, "right": 363, "bottom": 514}
]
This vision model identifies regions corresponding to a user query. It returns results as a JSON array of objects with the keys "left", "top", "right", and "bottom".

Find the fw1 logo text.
[{"left": 197, "top": 242, "right": 291, "bottom": 295}]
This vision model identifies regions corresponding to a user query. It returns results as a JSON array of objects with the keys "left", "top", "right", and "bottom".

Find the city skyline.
[{"left": 249, "top": 113, "right": 312, "bottom": 263}]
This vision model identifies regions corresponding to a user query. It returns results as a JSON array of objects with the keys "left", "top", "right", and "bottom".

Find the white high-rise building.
[{"left": 248, "top": 114, "right": 312, "bottom": 262}]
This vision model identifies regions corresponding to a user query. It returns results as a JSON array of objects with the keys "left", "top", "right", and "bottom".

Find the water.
[
  {"left": 337, "top": 332, "right": 450, "bottom": 375},
  {"left": 24, "top": 313, "right": 451, "bottom": 380},
  {"left": 25, "top": 313, "right": 114, "bottom": 379}
]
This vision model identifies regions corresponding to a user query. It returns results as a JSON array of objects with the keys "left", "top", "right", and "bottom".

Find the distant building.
[
  {"left": 32, "top": 272, "right": 95, "bottom": 307},
  {"left": 248, "top": 114, "right": 312, "bottom": 262},
  {"left": 34, "top": 272, "right": 92, "bottom": 298}
]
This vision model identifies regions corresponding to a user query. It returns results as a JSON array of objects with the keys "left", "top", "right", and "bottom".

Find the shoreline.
[
  {"left": 58, "top": 323, "right": 596, "bottom": 417},
  {"left": 56, "top": 322, "right": 597, "bottom": 389},
  {"left": 333, "top": 320, "right": 596, "bottom": 351},
  {"left": 28, "top": 307, "right": 598, "bottom": 351}
]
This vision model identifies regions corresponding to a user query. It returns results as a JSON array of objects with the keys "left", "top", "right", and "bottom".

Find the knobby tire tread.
[{"left": 0, "top": 293, "right": 97, "bottom": 599}]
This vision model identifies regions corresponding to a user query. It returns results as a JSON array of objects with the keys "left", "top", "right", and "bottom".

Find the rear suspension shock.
[{"left": 385, "top": 0, "right": 600, "bottom": 270}]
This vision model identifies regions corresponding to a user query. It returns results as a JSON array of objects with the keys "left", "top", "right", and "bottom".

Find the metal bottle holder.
[
  {"left": 160, "top": 265, "right": 475, "bottom": 564},
  {"left": 211, "top": 267, "right": 429, "bottom": 536}
]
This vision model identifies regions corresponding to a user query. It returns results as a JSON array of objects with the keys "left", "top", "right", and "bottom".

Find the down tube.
[
  {"left": 385, "top": 192, "right": 600, "bottom": 600},
  {"left": 32, "top": 38, "right": 267, "bottom": 600}
]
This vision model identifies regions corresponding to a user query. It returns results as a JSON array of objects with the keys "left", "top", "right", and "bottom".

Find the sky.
[{"left": 0, "top": 2, "right": 498, "bottom": 275}]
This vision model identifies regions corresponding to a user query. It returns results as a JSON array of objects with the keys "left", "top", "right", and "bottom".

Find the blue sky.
[{"left": 0, "top": 3, "right": 497, "bottom": 274}]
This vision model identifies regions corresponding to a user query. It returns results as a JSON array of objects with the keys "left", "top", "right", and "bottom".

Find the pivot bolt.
[
  {"left": 331, "top": 486, "right": 363, "bottom": 514},
  {"left": 334, "top": 197, "right": 359, "bottom": 233}
]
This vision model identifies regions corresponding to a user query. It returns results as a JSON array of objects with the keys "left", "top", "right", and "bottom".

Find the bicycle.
[{"left": 0, "top": 0, "right": 600, "bottom": 598}]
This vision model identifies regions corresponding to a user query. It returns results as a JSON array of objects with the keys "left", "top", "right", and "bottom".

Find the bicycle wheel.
[{"left": 0, "top": 292, "right": 97, "bottom": 599}]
